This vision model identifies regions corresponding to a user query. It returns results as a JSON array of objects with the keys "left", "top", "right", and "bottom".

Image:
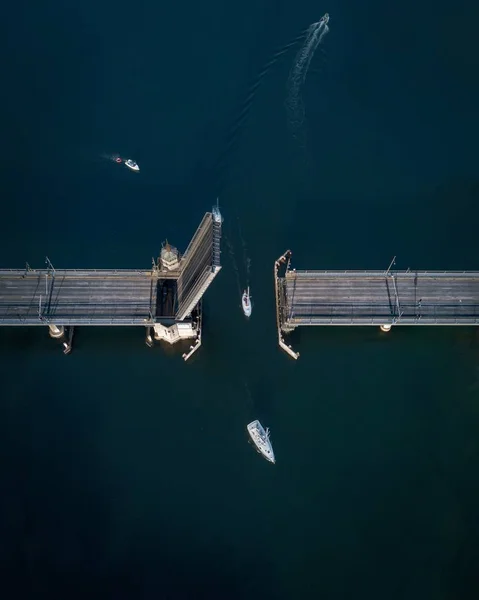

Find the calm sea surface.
[{"left": 2, "top": 0, "right": 479, "bottom": 598}]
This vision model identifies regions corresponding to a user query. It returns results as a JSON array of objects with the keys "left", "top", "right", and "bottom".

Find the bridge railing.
[
  {"left": 0, "top": 316, "right": 154, "bottom": 326},
  {"left": 286, "top": 302, "right": 479, "bottom": 325},
  {"left": 0, "top": 269, "right": 158, "bottom": 277},
  {"left": 285, "top": 270, "right": 479, "bottom": 277},
  {"left": 0, "top": 301, "right": 155, "bottom": 325}
]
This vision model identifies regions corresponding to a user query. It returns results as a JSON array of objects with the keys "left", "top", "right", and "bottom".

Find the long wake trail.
[
  {"left": 223, "top": 230, "right": 242, "bottom": 298},
  {"left": 236, "top": 216, "right": 251, "bottom": 287},
  {"left": 214, "top": 26, "right": 313, "bottom": 197},
  {"left": 286, "top": 13, "right": 330, "bottom": 136}
]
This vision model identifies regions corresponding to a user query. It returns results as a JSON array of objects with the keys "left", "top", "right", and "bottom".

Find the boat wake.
[
  {"left": 286, "top": 14, "right": 330, "bottom": 137},
  {"left": 224, "top": 232, "right": 242, "bottom": 299},
  {"left": 237, "top": 216, "right": 251, "bottom": 288},
  {"left": 213, "top": 26, "right": 312, "bottom": 197},
  {"left": 224, "top": 215, "right": 252, "bottom": 314},
  {"left": 243, "top": 379, "right": 255, "bottom": 409},
  {"left": 100, "top": 153, "right": 123, "bottom": 164}
]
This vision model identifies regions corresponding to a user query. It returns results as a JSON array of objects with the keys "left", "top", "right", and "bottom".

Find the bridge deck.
[
  {"left": 282, "top": 270, "right": 479, "bottom": 326},
  {"left": 176, "top": 211, "right": 221, "bottom": 320},
  {"left": 0, "top": 209, "right": 222, "bottom": 333},
  {"left": 0, "top": 269, "right": 159, "bottom": 325}
]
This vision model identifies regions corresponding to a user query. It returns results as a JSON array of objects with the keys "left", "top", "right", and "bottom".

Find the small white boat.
[
  {"left": 242, "top": 287, "right": 252, "bottom": 317},
  {"left": 125, "top": 159, "right": 140, "bottom": 172},
  {"left": 247, "top": 420, "right": 275, "bottom": 464}
]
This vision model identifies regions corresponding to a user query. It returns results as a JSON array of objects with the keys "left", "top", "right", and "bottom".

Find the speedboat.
[
  {"left": 242, "top": 287, "right": 252, "bottom": 317},
  {"left": 247, "top": 420, "right": 275, "bottom": 464},
  {"left": 125, "top": 159, "right": 140, "bottom": 172}
]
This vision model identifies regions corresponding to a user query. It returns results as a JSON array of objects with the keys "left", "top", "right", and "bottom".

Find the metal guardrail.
[
  {"left": 289, "top": 317, "right": 479, "bottom": 325},
  {"left": 287, "top": 302, "right": 479, "bottom": 308},
  {"left": 0, "top": 269, "right": 156, "bottom": 275},
  {"left": 180, "top": 213, "right": 213, "bottom": 261},
  {"left": 286, "top": 302, "right": 479, "bottom": 325},
  {"left": 0, "top": 317, "right": 155, "bottom": 326},
  {"left": 0, "top": 300, "right": 154, "bottom": 324},
  {"left": 212, "top": 221, "right": 222, "bottom": 269},
  {"left": 286, "top": 270, "right": 479, "bottom": 278}
]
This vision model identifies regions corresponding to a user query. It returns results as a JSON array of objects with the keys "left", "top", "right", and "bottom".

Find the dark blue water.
[{"left": 2, "top": 1, "right": 479, "bottom": 598}]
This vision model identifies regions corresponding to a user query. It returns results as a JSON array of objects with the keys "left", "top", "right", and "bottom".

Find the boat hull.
[
  {"left": 125, "top": 160, "right": 140, "bottom": 171},
  {"left": 247, "top": 420, "right": 275, "bottom": 463},
  {"left": 242, "top": 289, "right": 252, "bottom": 317},
  {"left": 242, "top": 299, "right": 252, "bottom": 317}
]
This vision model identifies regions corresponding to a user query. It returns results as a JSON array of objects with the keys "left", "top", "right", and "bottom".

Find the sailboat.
[
  {"left": 242, "top": 287, "right": 252, "bottom": 317},
  {"left": 247, "top": 420, "right": 275, "bottom": 464}
]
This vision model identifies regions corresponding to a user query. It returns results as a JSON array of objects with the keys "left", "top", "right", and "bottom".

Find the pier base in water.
[
  {"left": 279, "top": 336, "right": 300, "bottom": 360},
  {"left": 145, "top": 327, "right": 154, "bottom": 348},
  {"left": 48, "top": 324, "right": 64, "bottom": 339},
  {"left": 149, "top": 321, "right": 202, "bottom": 361},
  {"left": 62, "top": 327, "right": 74, "bottom": 355},
  {"left": 153, "top": 322, "right": 196, "bottom": 345}
]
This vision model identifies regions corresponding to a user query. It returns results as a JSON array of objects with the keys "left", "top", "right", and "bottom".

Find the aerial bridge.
[
  {"left": 274, "top": 250, "right": 479, "bottom": 359},
  {"left": 0, "top": 206, "right": 222, "bottom": 360}
]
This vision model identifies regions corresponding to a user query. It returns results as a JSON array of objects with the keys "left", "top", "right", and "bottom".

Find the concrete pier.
[
  {"left": 62, "top": 327, "right": 74, "bottom": 355},
  {"left": 145, "top": 327, "right": 154, "bottom": 348},
  {"left": 48, "top": 324, "right": 64, "bottom": 339},
  {"left": 182, "top": 300, "right": 203, "bottom": 362}
]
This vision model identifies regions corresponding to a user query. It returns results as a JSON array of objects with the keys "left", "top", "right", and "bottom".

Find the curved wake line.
[
  {"left": 214, "top": 27, "right": 313, "bottom": 197},
  {"left": 224, "top": 214, "right": 252, "bottom": 309},
  {"left": 223, "top": 232, "right": 242, "bottom": 298},
  {"left": 236, "top": 216, "right": 251, "bottom": 287},
  {"left": 286, "top": 14, "right": 330, "bottom": 134}
]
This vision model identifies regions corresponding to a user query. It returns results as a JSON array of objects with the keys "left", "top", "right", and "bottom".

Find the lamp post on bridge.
[
  {"left": 385, "top": 255, "right": 396, "bottom": 277},
  {"left": 381, "top": 255, "right": 397, "bottom": 333}
]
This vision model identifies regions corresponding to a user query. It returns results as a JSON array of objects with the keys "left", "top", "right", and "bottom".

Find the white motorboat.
[
  {"left": 125, "top": 159, "right": 140, "bottom": 172},
  {"left": 247, "top": 420, "right": 275, "bottom": 464},
  {"left": 242, "top": 287, "right": 252, "bottom": 317}
]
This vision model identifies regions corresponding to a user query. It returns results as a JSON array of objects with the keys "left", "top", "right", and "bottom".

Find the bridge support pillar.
[
  {"left": 153, "top": 323, "right": 181, "bottom": 344},
  {"left": 48, "top": 324, "right": 64, "bottom": 339},
  {"left": 380, "top": 324, "right": 392, "bottom": 333},
  {"left": 145, "top": 327, "right": 154, "bottom": 348},
  {"left": 62, "top": 327, "right": 74, "bottom": 355},
  {"left": 153, "top": 322, "right": 195, "bottom": 345}
]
